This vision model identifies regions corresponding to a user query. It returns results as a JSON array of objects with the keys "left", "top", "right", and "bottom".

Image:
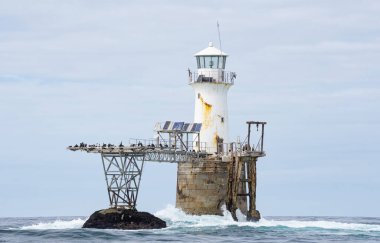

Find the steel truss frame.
[
  {"left": 69, "top": 120, "right": 266, "bottom": 215},
  {"left": 140, "top": 150, "right": 204, "bottom": 163},
  {"left": 100, "top": 150, "right": 204, "bottom": 209},
  {"left": 101, "top": 152, "right": 145, "bottom": 209}
]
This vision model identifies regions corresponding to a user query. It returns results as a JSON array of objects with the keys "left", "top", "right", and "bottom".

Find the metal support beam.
[
  {"left": 226, "top": 156, "right": 243, "bottom": 221},
  {"left": 68, "top": 120, "right": 267, "bottom": 218},
  {"left": 246, "top": 157, "right": 260, "bottom": 221},
  {"left": 101, "top": 152, "right": 145, "bottom": 209}
]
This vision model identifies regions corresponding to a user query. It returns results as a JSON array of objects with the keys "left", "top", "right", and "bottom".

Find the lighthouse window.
[
  {"left": 211, "top": 56, "right": 217, "bottom": 68},
  {"left": 204, "top": 56, "right": 212, "bottom": 68},
  {"left": 218, "top": 56, "right": 226, "bottom": 69},
  {"left": 206, "top": 56, "right": 219, "bottom": 69},
  {"left": 198, "top": 56, "right": 206, "bottom": 68},
  {"left": 197, "top": 56, "right": 225, "bottom": 69}
]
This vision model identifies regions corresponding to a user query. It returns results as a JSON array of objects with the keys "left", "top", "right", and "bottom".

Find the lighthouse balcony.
[{"left": 188, "top": 70, "right": 236, "bottom": 85}]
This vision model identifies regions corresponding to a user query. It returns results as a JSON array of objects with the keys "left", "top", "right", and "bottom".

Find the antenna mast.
[{"left": 217, "top": 21, "right": 223, "bottom": 54}]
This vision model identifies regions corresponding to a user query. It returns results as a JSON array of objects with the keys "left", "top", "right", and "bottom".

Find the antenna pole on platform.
[{"left": 217, "top": 21, "right": 223, "bottom": 53}]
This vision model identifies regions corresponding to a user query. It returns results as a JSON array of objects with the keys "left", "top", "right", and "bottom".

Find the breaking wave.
[
  {"left": 155, "top": 204, "right": 380, "bottom": 232},
  {"left": 5, "top": 206, "right": 378, "bottom": 242},
  {"left": 15, "top": 205, "right": 380, "bottom": 233},
  {"left": 20, "top": 218, "right": 86, "bottom": 230}
]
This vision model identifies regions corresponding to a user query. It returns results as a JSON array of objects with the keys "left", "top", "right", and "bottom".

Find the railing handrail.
[
  {"left": 69, "top": 136, "right": 265, "bottom": 158},
  {"left": 188, "top": 70, "right": 236, "bottom": 85}
]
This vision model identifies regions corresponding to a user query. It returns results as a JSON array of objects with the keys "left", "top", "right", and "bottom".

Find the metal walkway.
[
  {"left": 68, "top": 145, "right": 209, "bottom": 163},
  {"left": 68, "top": 145, "right": 212, "bottom": 209},
  {"left": 67, "top": 121, "right": 266, "bottom": 220}
]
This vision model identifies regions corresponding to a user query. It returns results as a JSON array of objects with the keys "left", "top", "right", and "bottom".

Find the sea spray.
[
  {"left": 1, "top": 210, "right": 378, "bottom": 242},
  {"left": 154, "top": 205, "right": 380, "bottom": 232},
  {"left": 14, "top": 205, "right": 380, "bottom": 233},
  {"left": 20, "top": 218, "right": 85, "bottom": 230}
]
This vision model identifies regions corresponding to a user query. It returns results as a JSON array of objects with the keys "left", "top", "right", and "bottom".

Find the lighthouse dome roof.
[{"left": 194, "top": 42, "right": 228, "bottom": 56}]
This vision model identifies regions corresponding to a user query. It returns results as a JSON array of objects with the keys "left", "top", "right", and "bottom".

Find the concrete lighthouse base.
[
  {"left": 176, "top": 160, "right": 248, "bottom": 216},
  {"left": 176, "top": 161, "right": 228, "bottom": 215}
]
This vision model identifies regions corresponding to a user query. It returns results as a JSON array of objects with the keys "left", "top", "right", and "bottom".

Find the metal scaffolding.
[
  {"left": 68, "top": 120, "right": 267, "bottom": 217},
  {"left": 101, "top": 152, "right": 145, "bottom": 209}
]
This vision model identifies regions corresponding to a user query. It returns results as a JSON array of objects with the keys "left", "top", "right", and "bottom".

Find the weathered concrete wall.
[
  {"left": 176, "top": 159, "right": 248, "bottom": 216},
  {"left": 176, "top": 160, "right": 228, "bottom": 215}
]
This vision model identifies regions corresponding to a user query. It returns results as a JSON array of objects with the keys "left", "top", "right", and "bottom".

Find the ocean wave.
[
  {"left": 16, "top": 206, "right": 380, "bottom": 232},
  {"left": 155, "top": 204, "right": 380, "bottom": 232},
  {"left": 20, "top": 218, "right": 86, "bottom": 230},
  {"left": 256, "top": 218, "right": 380, "bottom": 232}
]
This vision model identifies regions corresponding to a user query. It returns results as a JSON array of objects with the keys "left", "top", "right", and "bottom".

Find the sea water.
[{"left": 1, "top": 205, "right": 379, "bottom": 242}]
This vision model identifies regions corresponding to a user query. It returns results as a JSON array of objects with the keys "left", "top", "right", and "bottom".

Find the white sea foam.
[
  {"left": 155, "top": 204, "right": 380, "bottom": 232},
  {"left": 20, "top": 218, "right": 86, "bottom": 230},
  {"left": 17, "top": 206, "right": 380, "bottom": 232},
  {"left": 155, "top": 204, "right": 238, "bottom": 228},
  {"left": 254, "top": 218, "right": 380, "bottom": 232}
]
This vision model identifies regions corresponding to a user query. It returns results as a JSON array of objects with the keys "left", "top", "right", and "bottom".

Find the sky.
[{"left": 0, "top": 0, "right": 379, "bottom": 217}]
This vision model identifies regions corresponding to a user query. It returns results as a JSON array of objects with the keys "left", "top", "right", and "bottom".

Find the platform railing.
[
  {"left": 128, "top": 138, "right": 213, "bottom": 154},
  {"left": 217, "top": 141, "right": 265, "bottom": 158},
  {"left": 188, "top": 70, "right": 236, "bottom": 85}
]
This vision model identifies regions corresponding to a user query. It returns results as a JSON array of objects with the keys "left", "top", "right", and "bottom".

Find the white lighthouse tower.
[{"left": 189, "top": 42, "right": 235, "bottom": 153}]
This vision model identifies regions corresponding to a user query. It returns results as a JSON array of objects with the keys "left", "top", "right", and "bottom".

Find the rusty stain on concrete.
[
  {"left": 214, "top": 133, "right": 223, "bottom": 149},
  {"left": 214, "top": 134, "right": 219, "bottom": 148},
  {"left": 198, "top": 94, "right": 212, "bottom": 129}
]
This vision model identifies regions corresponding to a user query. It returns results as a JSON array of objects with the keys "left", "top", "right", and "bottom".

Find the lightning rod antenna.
[{"left": 217, "top": 21, "right": 223, "bottom": 54}]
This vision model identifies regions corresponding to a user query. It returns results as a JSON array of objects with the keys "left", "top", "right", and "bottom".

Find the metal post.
[
  {"left": 134, "top": 156, "right": 145, "bottom": 209},
  {"left": 247, "top": 123, "right": 251, "bottom": 148},
  {"left": 247, "top": 158, "right": 260, "bottom": 221},
  {"left": 101, "top": 153, "right": 112, "bottom": 207},
  {"left": 198, "top": 134, "right": 201, "bottom": 152},
  {"left": 261, "top": 124, "right": 265, "bottom": 152},
  {"left": 174, "top": 132, "right": 177, "bottom": 150},
  {"left": 186, "top": 133, "right": 188, "bottom": 151}
]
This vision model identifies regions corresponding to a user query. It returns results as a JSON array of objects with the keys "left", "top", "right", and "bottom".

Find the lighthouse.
[
  {"left": 70, "top": 41, "right": 266, "bottom": 222},
  {"left": 189, "top": 42, "right": 235, "bottom": 153},
  {"left": 176, "top": 42, "right": 239, "bottom": 216}
]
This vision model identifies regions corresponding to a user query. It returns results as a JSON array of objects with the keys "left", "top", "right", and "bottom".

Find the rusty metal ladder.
[{"left": 226, "top": 156, "right": 260, "bottom": 221}]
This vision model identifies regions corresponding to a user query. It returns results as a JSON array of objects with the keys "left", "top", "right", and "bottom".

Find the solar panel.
[
  {"left": 160, "top": 121, "right": 201, "bottom": 133},
  {"left": 167, "top": 122, "right": 174, "bottom": 130},
  {"left": 194, "top": 123, "right": 202, "bottom": 132},
  {"left": 162, "top": 121, "right": 171, "bottom": 130},
  {"left": 173, "top": 122, "right": 184, "bottom": 130},
  {"left": 187, "top": 124, "right": 194, "bottom": 132},
  {"left": 182, "top": 123, "right": 190, "bottom": 132}
]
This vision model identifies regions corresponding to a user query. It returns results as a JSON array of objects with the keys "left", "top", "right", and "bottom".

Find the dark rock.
[
  {"left": 82, "top": 208, "right": 166, "bottom": 230},
  {"left": 246, "top": 210, "right": 261, "bottom": 222}
]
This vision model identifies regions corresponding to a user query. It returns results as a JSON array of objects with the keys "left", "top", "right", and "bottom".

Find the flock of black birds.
[{"left": 68, "top": 141, "right": 187, "bottom": 151}]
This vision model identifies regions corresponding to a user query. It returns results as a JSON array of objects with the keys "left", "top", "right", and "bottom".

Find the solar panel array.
[{"left": 160, "top": 121, "right": 202, "bottom": 133}]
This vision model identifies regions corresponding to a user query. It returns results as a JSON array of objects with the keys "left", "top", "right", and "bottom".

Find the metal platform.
[
  {"left": 68, "top": 145, "right": 209, "bottom": 163},
  {"left": 68, "top": 121, "right": 266, "bottom": 219}
]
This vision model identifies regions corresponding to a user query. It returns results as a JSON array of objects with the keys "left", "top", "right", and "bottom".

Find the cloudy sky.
[{"left": 0, "top": 0, "right": 379, "bottom": 217}]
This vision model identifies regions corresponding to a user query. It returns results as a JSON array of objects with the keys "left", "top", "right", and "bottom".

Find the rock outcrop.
[{"left": 82, "top": 208, "right": 166, "bottom": 230}]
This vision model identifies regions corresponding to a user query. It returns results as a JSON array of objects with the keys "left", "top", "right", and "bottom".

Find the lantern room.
[
  {"left": 190, "top": 42, "right": 234, "bottom": 84},
  {"left": 195, "top": 42, "right": 227, "bottom": 70}
]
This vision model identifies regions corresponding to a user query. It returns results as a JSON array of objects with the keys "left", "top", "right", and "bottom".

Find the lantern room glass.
[{"left": 196, "top": 56, "right": 226, "bottom": 69}]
